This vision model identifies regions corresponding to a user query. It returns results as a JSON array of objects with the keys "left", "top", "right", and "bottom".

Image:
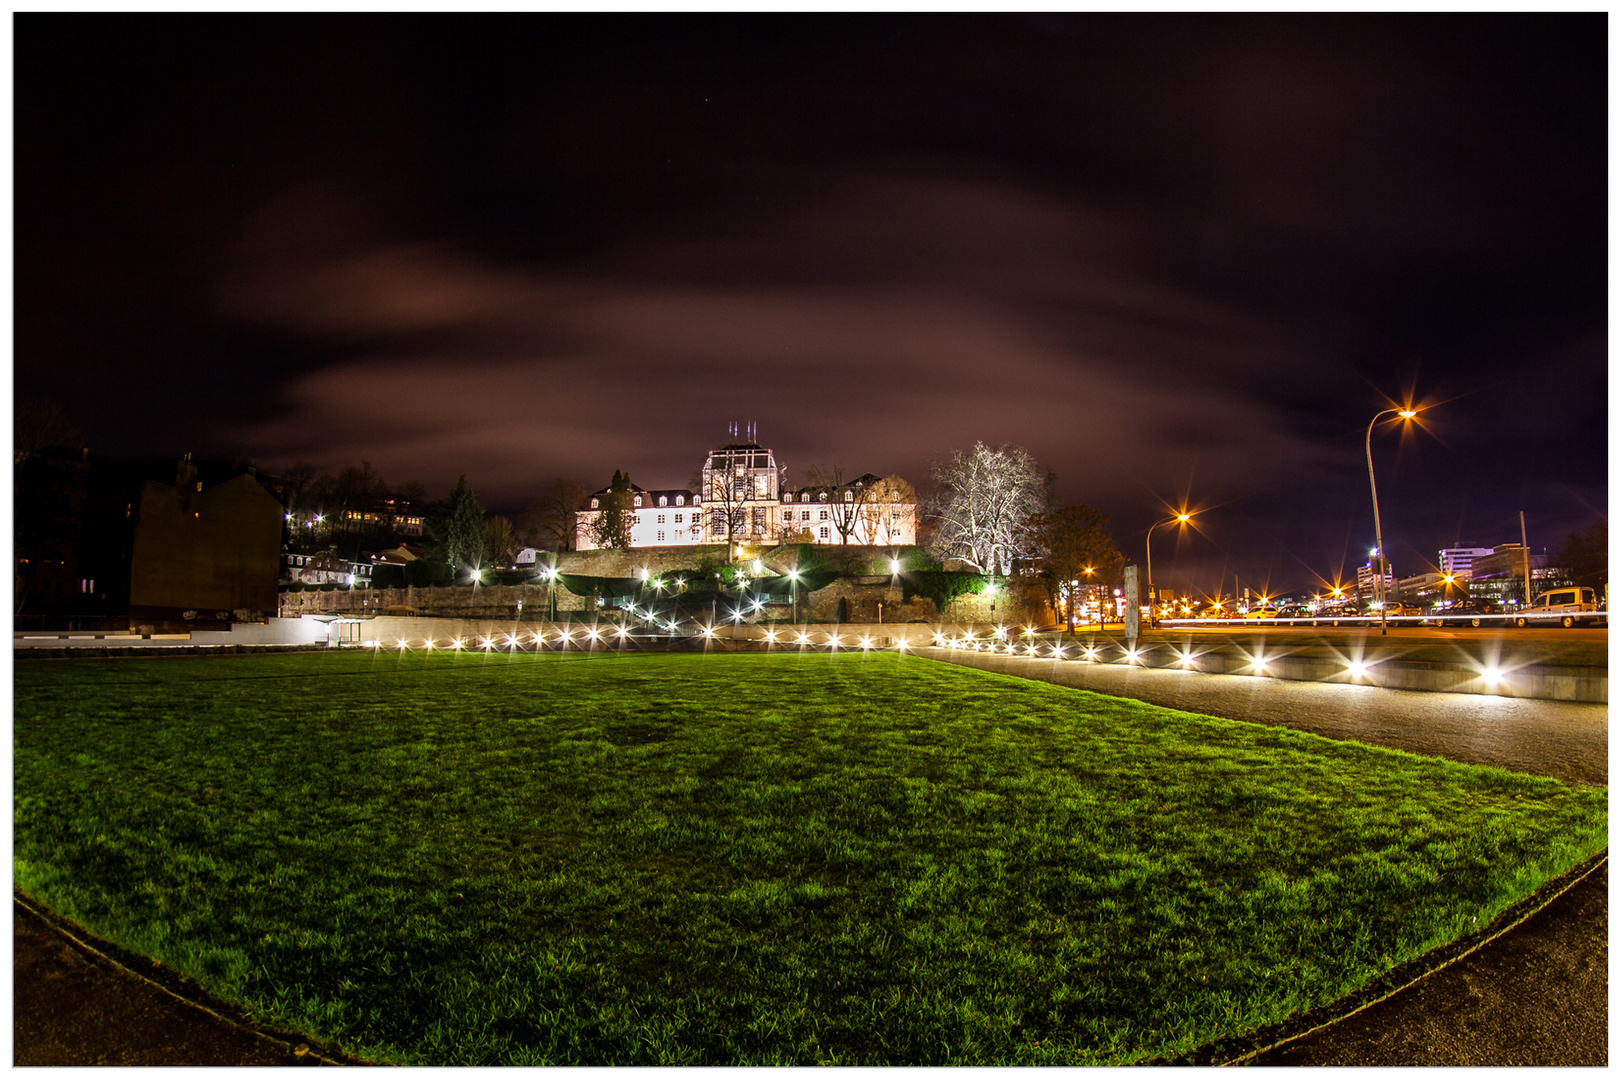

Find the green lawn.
[{"left": 12, "top": 649, "right": 1606, "bottom": 1065}]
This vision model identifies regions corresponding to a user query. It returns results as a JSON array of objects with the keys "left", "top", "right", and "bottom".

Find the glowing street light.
[
  {"left": 1366, "top": 405, "right": 1420, "bottom": 636},
  {"left": 1145, "top": 512, "right": 1193, "bottom": 627}
]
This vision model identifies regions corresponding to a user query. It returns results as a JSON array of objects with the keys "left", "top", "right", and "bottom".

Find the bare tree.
[
  {"left": 803, "top": 465, "right": 866, "bottom": 544},
  {"left": 14, "top": 397, "right": 81, "bottom": 463},
  {"left": 857, "top": 474, "right": 917, "bottom": 546},
  {"left": 925, "top": 443, "right": 1050, "bottom": 575},
  {"left": 697, "top": 467, "right": 757, "bottom": 544},
  {"left": 522, "top": 477, "right": 588, "bottom": 551},
  {"left": 484, "top": 515, "right": 518, "bottom": 568},
  {"left": 1023, "top": 504, "right": 1125, "bottom": 626}
]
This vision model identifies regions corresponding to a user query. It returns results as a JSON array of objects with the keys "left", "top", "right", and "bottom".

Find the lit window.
[
  {"left": 634, "top": 496, "right": 642, "bottom": 507},
  {"left": 659, "top": 496, "right": 667, "bottom": 507},
  {"left": 676, "top": 495, "right": 685, "bottom": 506},
  {"left": 845, "top": 491, "right": 853, "bottom": 502},
  {"left": 591, "top": 498, "right": 599, "bottom": 509}
]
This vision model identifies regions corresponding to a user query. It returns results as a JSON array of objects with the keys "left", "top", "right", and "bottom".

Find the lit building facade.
[
  {"left": 1356, "top": 559, "right": 1394, "bottom": 605},
  {"left": 574, "top": 439, "right": 916, "bottom": 551},
  {"left": 1438, "top": 546, "right": 1494, "bottom": 578}
]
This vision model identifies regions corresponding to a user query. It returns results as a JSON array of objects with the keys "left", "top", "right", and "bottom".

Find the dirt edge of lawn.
[
  {"left": 1161, "top": 848, "right": 1608, "bottom": 1065},
  {"left": 12, "top": 887, "right": 381, "bottom": 1067},
  {"left": 14, "top": 848, "right": 1607, "bottom": 1067}
]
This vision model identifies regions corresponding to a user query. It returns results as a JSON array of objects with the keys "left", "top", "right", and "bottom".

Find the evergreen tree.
[
  {"left": 442, "top": 475, "right": 487, "bottom": 573},
  {"left": 590, "top": 470, "right": 637, "bottom": 550}
]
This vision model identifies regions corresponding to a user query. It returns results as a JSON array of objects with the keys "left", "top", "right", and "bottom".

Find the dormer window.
[
  {"left": 844, "top": 491, "right": 854, "bottom": 502},
  {"left": 817, "top": 491, "right": 826, "bottom": 502},
  {"left": 590, "top": 498, "right": 599, "bottom": 509},
  {"left": 800, "top": 493, "right": 809, "bottom": 503},
  {"left": 676, "top": 495, "right": 685, "bottom": 506},
  {"left": 659, "top": 496, "right": 668, "bottom": 507},
  {"left": 634, "top": 495, "right": 642, "bottom": 507}
]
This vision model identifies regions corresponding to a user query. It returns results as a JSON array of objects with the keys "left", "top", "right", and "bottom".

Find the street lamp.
[
  {"left": 1366, "top": 406, "right": 1419, "bottom": 636},
  {"left": 1145, "top": 513, "right": 1191, "bottom": 628}
]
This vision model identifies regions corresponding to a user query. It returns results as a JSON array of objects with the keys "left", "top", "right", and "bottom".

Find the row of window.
[{"left": 590, "top": 490, "right": 872, "bottom": 510}]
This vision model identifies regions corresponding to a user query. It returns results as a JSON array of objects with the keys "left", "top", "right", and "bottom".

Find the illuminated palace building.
[{"left": 574, "top": 434, "right": 917, "bottom": 551}]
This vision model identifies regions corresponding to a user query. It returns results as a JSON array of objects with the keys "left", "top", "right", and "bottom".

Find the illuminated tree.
[
  {"left": 857, "top": 474, "right": 917, "bottom": 546},
  {"left": 701, "top": 467, "right": 751, "bottom": 543},
  {"left": 803, "top": 464, "right": 865, "bottom": 544},
  {"left": 925, "top": 442, "right": 1051, "bottom": 575}
]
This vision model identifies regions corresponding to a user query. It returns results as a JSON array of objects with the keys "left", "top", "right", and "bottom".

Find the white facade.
[
  {"left": 1438, "top": 546, "right": 1494, "bottom": 577},
  {"left": 573, "top": 441, "right": 917, "bottom": 551}
]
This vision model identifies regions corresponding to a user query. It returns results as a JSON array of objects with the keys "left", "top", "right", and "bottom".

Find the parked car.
[
  {"left": 1439, "top": 598, "right": 1500, "bottom": 628},
  {"left": 1523, "top": 586, "right": 1602, "bottom": 628},
  {"left": 1376, "top": 602, "right": 1422, "bottom": 618},
  {"left": 1244, "top": 607, "right": 1279, "bottom": 619}
]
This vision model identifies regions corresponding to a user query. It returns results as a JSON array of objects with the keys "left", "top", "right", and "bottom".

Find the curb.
[
  {"left": 12, "top": 889, "right": 379, "bottom": 1067},
  {"left": 1159, "top": 850, "right": 1609, "bottom": 1066}
]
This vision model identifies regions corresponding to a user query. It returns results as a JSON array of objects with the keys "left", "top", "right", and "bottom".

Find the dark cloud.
[{"left": 15, "top": 14, "right": 1605, "bottom": 596}]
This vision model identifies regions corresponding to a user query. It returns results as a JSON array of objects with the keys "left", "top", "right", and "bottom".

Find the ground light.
[
  {"left": 797, "top": 632, "right": 811, "bottom": 645},
  {"left": 1179, "top": 650, "right": 1195, "bottom": 668},
  {"left": 1347, "top": 660, "right": 1368, "bottom": 677},
  {"left": 1083, "top": 647, "right": 1098, "bottom": 661},
  {"left": 1480, "top": 665, "right": 1502, "bottom": 686}
]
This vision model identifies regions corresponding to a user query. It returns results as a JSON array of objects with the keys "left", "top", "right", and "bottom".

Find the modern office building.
[{"left": 1437, "top": 546, "right": 1495, "bottom": 578}]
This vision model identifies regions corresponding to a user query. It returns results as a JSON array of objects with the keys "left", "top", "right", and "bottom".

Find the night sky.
[{"left": 16, "top": 15, "right": 1607, "bottom": 598}]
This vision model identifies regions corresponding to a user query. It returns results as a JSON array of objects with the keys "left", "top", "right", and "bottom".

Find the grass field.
[{"left": 12, "top": 649, "right": 1606, "bottom": 1065}]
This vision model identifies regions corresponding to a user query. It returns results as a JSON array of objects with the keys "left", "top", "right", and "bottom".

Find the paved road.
[{"left": 917, "top": 648, "right": 1607, "bottom": 785}]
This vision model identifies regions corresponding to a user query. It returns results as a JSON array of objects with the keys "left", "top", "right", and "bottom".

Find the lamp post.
[
  {"left": 1366, "top": 407, "right": 1417, "bottom": 636},
  {"left": 1145, "top": 513, "right": 1191, "bottom": 628}
]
